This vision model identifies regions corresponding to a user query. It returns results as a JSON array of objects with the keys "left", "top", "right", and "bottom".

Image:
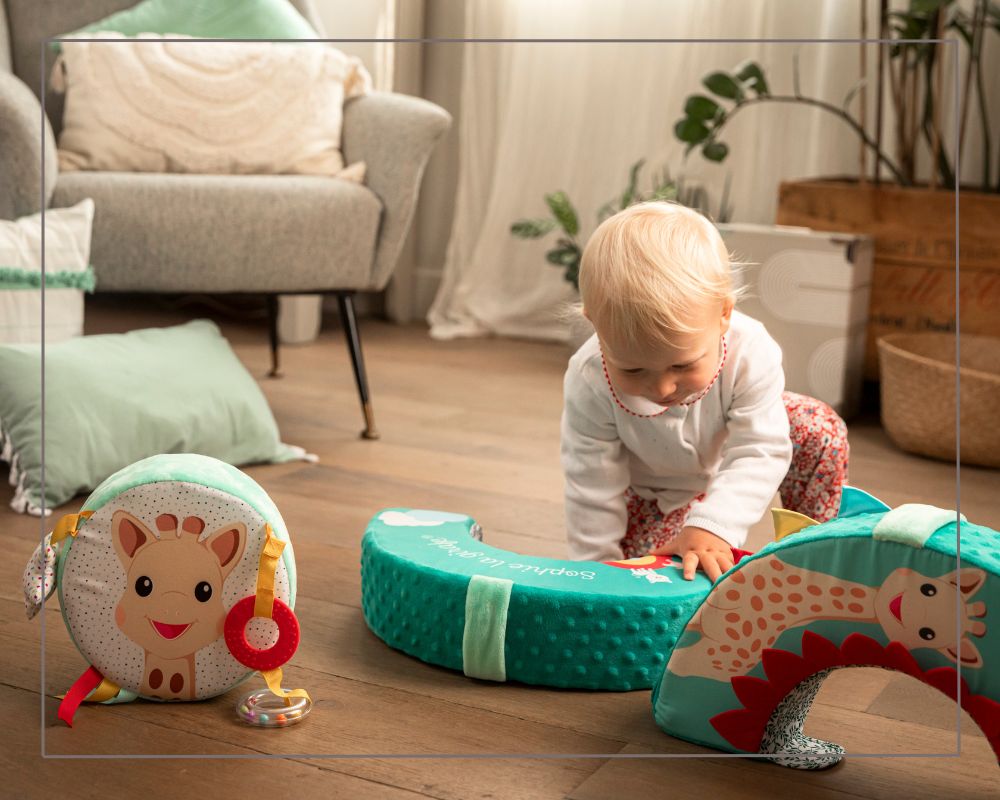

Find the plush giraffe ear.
[
  {"left": 943, "top": 636, "right": 984, "bottom": 667},
  {"left": 204, "top": 522, "right": 247, "bottom": 580},
  {"left": 942, "top": 568, "right": 988, "bottom": 600},
  {"left": 112, "top": 511, "right": 154, "bottom": 569}
]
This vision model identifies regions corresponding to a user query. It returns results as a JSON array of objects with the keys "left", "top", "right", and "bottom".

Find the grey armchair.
[{"left": 0, "top": 0, "right": 451, "bottom": 439}]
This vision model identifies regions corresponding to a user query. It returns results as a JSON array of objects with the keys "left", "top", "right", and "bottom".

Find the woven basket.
[{"left": 877, "top": 332, "right": 1000, "bottom": 468}]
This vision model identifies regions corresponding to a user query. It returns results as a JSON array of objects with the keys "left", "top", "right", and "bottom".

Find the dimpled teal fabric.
[{"left": 361, "top": 508, "right": 712, "bottom": 691}]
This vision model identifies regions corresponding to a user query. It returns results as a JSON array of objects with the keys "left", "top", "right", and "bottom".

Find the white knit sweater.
[{"left": 561, "top": 310, "right": 792, "bottom": 560}]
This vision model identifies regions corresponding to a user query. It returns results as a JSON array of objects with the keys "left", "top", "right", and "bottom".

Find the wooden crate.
[{"left": 775, "top": 178, "right": 1000, "bottom": 379}]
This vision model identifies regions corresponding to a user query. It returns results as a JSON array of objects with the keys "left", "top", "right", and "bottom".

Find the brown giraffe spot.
[
  {"left": 751, "top": 596, "right": 764, "bottom": 611},
  {"left": 726, "top": 628, "right": 740, "bottom": 640},
  {"left": 776, "top": 624, "right": 786, "bottom": 631},
  {"left": 725, "top": 612, "right": 740, "bottom": 623},
  {"left": 707, "top": 648, "right": 716, "bottom": 656},
  {"left": 729, "top": 667, "right": 739, "bottom": 673},
  {"left": 770, "top": 559, "right": 784, "bottom": 571},
  {"left": 720, "top": 645, "right": 732, "bottom": 653},
  {"left": 726, "top": 590, "right": 741, "bottom": 601},
  {"left": 757, "top": 617, "right": 767, "bottom": 630},
  {"left": 750, "top": 639, "right": 761, "bottom": 652},
  {"left": 810, "top": 604, "right": 823, "bottom": 612},
  {"left": 830, "top": 586, "right": 845, "bottom": 596},
  {"left": 742, "top": 621, "right": 753, "bottom": 636},
  {"left": 767, "top": 636, "right": 775, "bottom": 645},
  {"left": 737, "top": 647, "right": 750, "bottom": 658},
  {"left": 148, "top": 669, "right": 163, "bottom": 690},
  {"left": 181, "top": 516, "right": 205, "bottom": 535},
  {"left": 170, "top": 673, "right": 185, "bottom": 693},
  {"left": 712, "top": 660, "right": 723, "bottom": 666},
  {"left": 788, "top": 592, "right": 803, "bottom": 603},
  {"left": 807, "top": 585, "right": 822, "bottom": 596},
  {"left": 850, "top": 587, "right": 866, "bottom": 598},
  {"left": 732, "top": 660, "right": 743, "bottom": 668},
  {"left": 753, "top": 575, "right": 766, "bottom": 590},
  {"left": 832, "top": 599, "right": 844, "bottom": 610},
  {"left": 768, "top": 592, "right": 783, "bottom": 603},
  {"left": 786, "top": 574, "right": 801, "bottom": 584},
  {"left": 788, "top": 606, "right": 800, "bottom": 615},
  {"left": 731, "top": 572, "right": 746, "bottom": 584},
  {"left": 848, "top": 602, "right": 864, "bottom": 613},
  {"left": 770, "top": 612, "right": 785, "bottom": 621},
  {"left": 771, "top": 577, "right": 783, "bottom": 588}
]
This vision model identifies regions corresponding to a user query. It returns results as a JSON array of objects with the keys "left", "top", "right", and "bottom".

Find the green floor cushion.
[
  {"left": 0, "top": 319, "right": 313, "bottom": 515},
  {"left": 655, "top": 487, "right": 1000, "bottom": 769},
  {"left": 22, "top": 453, "right": 305, "bottom": 725},
  {"left": 361, "top": 509, "right": 715, "bottom": 691}
]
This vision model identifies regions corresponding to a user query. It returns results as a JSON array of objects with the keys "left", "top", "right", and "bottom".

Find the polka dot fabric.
[{"left": 56, "top": 465, "right": 294, "bottom": 702}]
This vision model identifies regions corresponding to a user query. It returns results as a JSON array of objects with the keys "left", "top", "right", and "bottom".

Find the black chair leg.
[
  {"left": 336, "top": 291, "right": 379, "bottom": 440},
  {"left": 267, "top": 294, "right": 282, "bottom": 378}
]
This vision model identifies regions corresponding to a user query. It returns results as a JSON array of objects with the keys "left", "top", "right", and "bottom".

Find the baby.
[{"left": 561, "top": 201, "right": 849, "bottom": 581}]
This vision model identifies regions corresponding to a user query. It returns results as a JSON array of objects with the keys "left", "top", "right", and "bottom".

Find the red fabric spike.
[
  {"left": 800, "top": 630, "right": 843, "bottom": 671},
  {"left": 962, "top": 695, "right": 1000, "bottom": 760},
  {"left": 760, "top": 647, "right": 807, "bottom": 688},
  {"left": 882, "top": 641, "right": 923, "bottom": 678},
  {"left": 923, "top": 667, "right": 965, "bottom": 702},
  {"left": 841, "top": 633, "right": 888, "bottom": 666},
  {"left": 730, "top": 675, "right": 782, "bottom": 712},
  {"left": 710, "top": 708, "right": 767, "bottom": 753}
]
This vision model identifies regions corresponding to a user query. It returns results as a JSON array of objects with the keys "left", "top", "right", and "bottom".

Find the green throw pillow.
[
  {"left": 0, "top": 319, "right": 312, "bottom": 515},
  {"left": 57, "top": 0, "right": 318, "bottom": 50}
]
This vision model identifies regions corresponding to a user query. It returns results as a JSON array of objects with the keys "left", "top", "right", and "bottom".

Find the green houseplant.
[
  {"left": 672, "top": 0, "right": 1000, "bottom": 378},
  {"left": 511, "top": 160, "right": 731, "bottom": 291}
]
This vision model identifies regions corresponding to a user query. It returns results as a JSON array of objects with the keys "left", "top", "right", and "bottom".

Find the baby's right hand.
[{"left": 649, "top": 526, "right": 735, "bottom": 582}]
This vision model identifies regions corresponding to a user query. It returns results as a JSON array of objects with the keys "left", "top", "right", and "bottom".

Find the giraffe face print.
[
  {"left": 874, "top": 567, "right": 988, "bottom": 666},
  {"left": 112, "top": 511, "right": 247, "bottom": 660}
]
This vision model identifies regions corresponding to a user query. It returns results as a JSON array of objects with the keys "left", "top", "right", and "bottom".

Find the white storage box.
[{"left": 719, "top": 223, "right": 874, "bottom": 419}]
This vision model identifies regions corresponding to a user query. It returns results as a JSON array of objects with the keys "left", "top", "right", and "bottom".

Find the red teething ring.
[{"left": 224, "top": 596, "right": 300, "bottom": 672}]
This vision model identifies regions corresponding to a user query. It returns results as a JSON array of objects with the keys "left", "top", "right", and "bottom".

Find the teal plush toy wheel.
[{"left": 361, "top": 509, "right": 714, "bottom": 691}]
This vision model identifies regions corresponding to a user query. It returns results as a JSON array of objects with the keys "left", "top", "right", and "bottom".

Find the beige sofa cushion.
[{"left": 54, "top": 33, "right": 371, "bottom": 180}]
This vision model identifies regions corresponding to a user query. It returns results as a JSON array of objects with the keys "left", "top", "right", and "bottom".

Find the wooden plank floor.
[{"left": 3, "top": 296, "right": 998, "bottom": 799}]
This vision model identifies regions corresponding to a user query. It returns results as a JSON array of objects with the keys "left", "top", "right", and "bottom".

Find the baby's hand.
[{"left": 648, "top": 526, "right": 734, "bottom": 582}]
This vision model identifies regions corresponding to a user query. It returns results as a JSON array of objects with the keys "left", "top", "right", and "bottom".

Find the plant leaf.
[
  {"left": 544, "top": 191, "right": 579, "bottom": 236},
  {"left": 703, "top": 71, "right": 744, "bottom": 100},
  {"left": 734, "top": 60, "right": 770, "bottom": 96},
  {"left": 511, "top": 218, "right": 558, "bottom": 238},
  {"left": 702, "top": 141, "right": 729, "bottom": 162},
  {"left": 684, "top": 94, "right": 722, "bottom": 120},
  {"left": 675, "top": 117, "right": 710, "bottom": 144}
]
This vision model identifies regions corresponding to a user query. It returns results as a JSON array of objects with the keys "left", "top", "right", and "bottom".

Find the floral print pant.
[{"left": 619, "top": 391, "right": 849, "bottom": 558}]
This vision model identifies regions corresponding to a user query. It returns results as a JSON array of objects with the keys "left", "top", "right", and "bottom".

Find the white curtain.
[{"left": 427, "top": 0, "right": 987, "bottom": 341}]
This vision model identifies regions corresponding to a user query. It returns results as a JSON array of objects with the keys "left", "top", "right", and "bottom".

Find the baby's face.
[{"left": 599, "top": 303, "right": 731, "bottom": 407}]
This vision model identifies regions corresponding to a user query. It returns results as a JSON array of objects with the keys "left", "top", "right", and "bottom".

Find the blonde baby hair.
[{"left": 579, "top": 201, "right": 740, "bottom": 349}]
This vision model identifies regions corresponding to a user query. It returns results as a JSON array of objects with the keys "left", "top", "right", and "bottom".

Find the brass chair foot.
[{"left": 361, "top": 402, "right": 380, "bottom": 440}]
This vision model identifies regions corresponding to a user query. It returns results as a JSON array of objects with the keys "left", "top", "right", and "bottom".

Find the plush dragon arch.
[{"left": 654, "top": 487, "right": 1000, "bottom": 768}]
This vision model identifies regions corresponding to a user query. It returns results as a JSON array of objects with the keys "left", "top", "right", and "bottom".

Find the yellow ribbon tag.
[
  {"left": 56, "top": 676, "right": 121, "bottom": 703},
  {"left": 260, "top": 668, "right": 311, "bottom": 704},
  {"left": 254, "top": 524, "right": 285, "bottom": 619},
  {"left": 51, "top": 510, "right": 94, "bottom": 545}
]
